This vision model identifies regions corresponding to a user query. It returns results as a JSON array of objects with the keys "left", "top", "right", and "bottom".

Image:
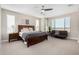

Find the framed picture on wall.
[{"left": 26, "top": 19, "right": 29, "bottom": 24}]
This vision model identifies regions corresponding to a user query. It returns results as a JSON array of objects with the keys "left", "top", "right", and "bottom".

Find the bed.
[{"left": 18, "top": 25, "right": 48, "bottom": 47}]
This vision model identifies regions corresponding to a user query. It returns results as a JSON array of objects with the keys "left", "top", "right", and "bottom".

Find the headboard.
[{"left": 18, "top": 25, "right": 35, "bottom": 33}]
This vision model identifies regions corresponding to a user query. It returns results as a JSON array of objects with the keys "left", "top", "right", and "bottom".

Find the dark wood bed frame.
[{"left": 18, "top": 25, "right": 48, "bottom": 47}]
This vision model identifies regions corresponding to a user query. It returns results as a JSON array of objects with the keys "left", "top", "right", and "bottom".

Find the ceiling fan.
[{"left": 41, "top": 5, "right": 53, "bottom": 15}]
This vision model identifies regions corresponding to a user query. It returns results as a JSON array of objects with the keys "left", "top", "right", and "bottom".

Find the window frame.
[{"left": 51, "top": 17, "right": 70, "bottom": 32}]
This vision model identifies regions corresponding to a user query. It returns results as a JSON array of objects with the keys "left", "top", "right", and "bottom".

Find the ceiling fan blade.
[
  {"left": 44, "top": 8, "right": 53, "bottom": 11},
  {"left": 42, "top": 5, "right": 44, "bottom": 8}
]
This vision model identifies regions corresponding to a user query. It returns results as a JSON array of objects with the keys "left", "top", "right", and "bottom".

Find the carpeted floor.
[{"left": 0, "top": 36, "right": 79, "bottom": 55}]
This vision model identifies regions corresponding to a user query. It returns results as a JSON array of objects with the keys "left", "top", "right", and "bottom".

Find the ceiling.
[{"left": 1, "top": 4, "right": 79, "bottom": 18}]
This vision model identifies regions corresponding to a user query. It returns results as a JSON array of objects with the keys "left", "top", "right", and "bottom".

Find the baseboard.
[
  {"left": 1, "top": 39, "right": 8, "bottom": 43},
  {"left": 70, "top": 37, "right": 79, "bottom": 43}
]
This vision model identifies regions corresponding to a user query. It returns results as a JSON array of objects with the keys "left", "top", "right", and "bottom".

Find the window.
[
  {"left": 52, "top": 17, "right": 70, "bottom": 32},
  {"left": 55, "top": 18, "right": 64, "bottom": 30},
  {"left": 52, "top": 19, "right": 55, "bottom": 30},
  {"left": 35, "top": 19, "right": 39, "bottom": 31},
  {"left": 65, "top": 17, "right": 70, "bottom": 32},
  {"left": 7, "top": 15, "right": 15, "bottom": 33},
  {"left": 45, "top": 19, "right": 48, "bottom": 31}
]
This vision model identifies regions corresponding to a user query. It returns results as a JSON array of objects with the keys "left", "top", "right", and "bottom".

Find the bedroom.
[{"left": 0, "top": 4, "right": 79, "bottom": 55}]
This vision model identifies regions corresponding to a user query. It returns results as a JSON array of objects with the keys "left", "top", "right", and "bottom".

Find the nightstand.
[{"left": 9, "top": 32, "right": 19, "bottom": 42}]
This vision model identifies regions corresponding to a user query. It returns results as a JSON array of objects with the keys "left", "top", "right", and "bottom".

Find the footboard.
[{"left": 26, "top": 35, "right": 48, "bottom": 47}]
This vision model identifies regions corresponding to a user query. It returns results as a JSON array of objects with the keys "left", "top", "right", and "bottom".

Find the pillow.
[
  {"left": 29, "top": 28, "right": 33, "bottom": 32},
  {"left": 25, "top": 28, "right": 29, "bottom": 31},
  {"left": 21, "top": 28, "right": 29, "bottom": 32}
]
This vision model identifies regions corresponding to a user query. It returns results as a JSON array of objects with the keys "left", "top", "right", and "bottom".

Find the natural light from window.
[
  {"left": 35, "top": 19, "right": 39, "bottom": 31},
  {"left": 52, "top": 17, "right": 70, "bottom": 32},
  {"left": 7, "top": 15, "right": 15, "bottom": 33}
]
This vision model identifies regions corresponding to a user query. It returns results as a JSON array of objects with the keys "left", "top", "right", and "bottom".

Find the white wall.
[
  {"left": 70, "top": 12, "right": 79, "bottom": 40},
  {"left": 1, "top": 9, "right": 40, "bottom": 41},
  {"left": 48, "top": 11, "right": 79, "bottom": 41},
  {"left": 0, "top": 5, "right": 1, "bottom": 43}
]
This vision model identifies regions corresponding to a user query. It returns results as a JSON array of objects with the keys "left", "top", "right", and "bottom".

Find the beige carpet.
[{"left": 0, "top": 36, "right": 79, "bottom": 55}]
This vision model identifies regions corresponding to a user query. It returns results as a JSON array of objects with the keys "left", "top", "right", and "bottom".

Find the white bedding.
[{"left": 19, "top": 31, "right": 29, "bottom": 37}]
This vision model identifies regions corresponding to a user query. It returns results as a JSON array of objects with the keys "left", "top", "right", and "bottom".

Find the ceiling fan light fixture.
[{"left": 41, "top": 9, "right": 45, "bottom": 13}]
